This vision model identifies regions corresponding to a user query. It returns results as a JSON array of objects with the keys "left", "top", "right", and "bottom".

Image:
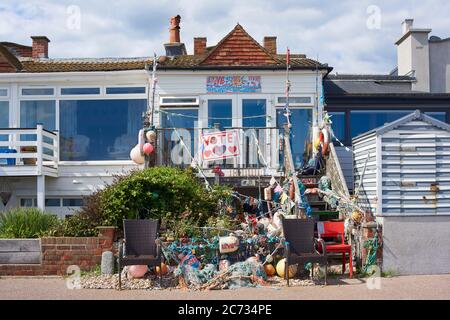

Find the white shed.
[{"left": 353, "top": 110, "right": 450, "bottom": 275}]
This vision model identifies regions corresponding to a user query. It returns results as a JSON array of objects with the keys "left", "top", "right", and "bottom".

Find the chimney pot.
[
  {"left": 31, "top": 36, "right": 50, "bottom": 59},
  {"left": 194, "top": 37, "right": 207, "bottom": 55},
  {"left": 402, "top": 19, "right": 414, "bottom": 35},
  {"left": 263, "top": 36, "right": 277, "bottom": 55},
  {"left": 169, "top": 15, "right": 181, "bottom": 43}
]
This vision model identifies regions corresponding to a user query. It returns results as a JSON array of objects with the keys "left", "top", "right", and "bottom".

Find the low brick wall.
[{"left": 0, "top": 227, "right": 115, "bottom": 276}]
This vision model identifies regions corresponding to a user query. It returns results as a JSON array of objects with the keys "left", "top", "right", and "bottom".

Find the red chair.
[{"left": 318, "top": 221, "right": 353, "bottom": 278}]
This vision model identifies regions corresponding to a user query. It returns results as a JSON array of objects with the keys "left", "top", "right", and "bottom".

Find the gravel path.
[{"left": 0, "top": 274, "right": 449, "bottom": 299}]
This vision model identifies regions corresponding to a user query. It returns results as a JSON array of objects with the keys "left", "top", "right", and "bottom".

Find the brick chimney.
[
  {"left": 31, "top": 36, "right": 50, "bottom": 59},
  {"left": 164, "top": 15, "right": 186, "bottom": 57},
  {"left": 263, "top": 36, "right": 277, "bottom": 55},
  {"left": 194, "top": 37, "right": 207, "bottom": 55}
]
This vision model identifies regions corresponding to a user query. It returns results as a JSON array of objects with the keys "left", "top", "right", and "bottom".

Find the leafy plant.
[
  {"left": 0, "top": 208, "right": 60, "bottom": 238},
  {"left": 57, "top": 167, "right": 233, "bottom": 238}
]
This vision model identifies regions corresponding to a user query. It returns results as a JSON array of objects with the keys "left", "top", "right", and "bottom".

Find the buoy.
[
  {"left": 155, "top": 263, "right": 168, "bottom": 276},
  {"left": 145, "top": 130, "right": 156, "bottom": 142},
  {"left": 130, "top": 145, "right": 144, "bottom": 164},
  {"left": 264, "top": 264, "right": 277, "bottom": 277},
  {"left": 143, "top": 142, "right": 154, "bottom": 155},
  {"left": 320, "top": 128, "right": 330, "bottom": 156},
  {"left": 276, "top": 258, "right": 297, "bottom": 278},
  {"left": 128, "top": 265, "right": 148, "bottom": 278}
]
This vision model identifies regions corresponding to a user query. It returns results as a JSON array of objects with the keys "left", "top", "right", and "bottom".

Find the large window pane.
[
  {"left": 243, "top": 99, "right": 266, "bottom": 128},
  {"left": 328, "top": 111, "right": 346, "bottom": 142},
  {"left": 20, "top": 100, "right": 56, "bottom": 131},
  {"left": 277, "top": 108, "right": 312, "bottom": 168},
  {"left": 350, "top": 110, "right": 413, "bottom": 138},
  {"left": 0, "top": 101, "right": 8, "bottom": 142},
  {"left": 208, "top": 99, "right": 232, "bottom": 129},
  {"left": 160, "top": 108, "right": 198, "bottom": 166},
  {"left": 60, "top": 99, "right": 146, "bottom": 161}
]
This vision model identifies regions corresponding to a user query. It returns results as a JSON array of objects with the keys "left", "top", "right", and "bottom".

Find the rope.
[
  {"left": 363, "top": 232, "right": 379, "bottom": 274},
  {"left": 157, "top": 109, "right": 272, "bottom": 121}
]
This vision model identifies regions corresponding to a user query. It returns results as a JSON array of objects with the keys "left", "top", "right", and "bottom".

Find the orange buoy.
[
  {"left": 264, "top": 264, "right": 276, "bottom": 277},
  {"left": 155, "top": 263, "right": 168, "bottom": 276}
]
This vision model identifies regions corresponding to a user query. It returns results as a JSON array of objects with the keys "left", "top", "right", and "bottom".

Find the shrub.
[
  {"left": 0, "top": 208, "right": 59, "bottom": 238},
  {"left": 67, "top": 167, "right": 233, "bottom": 238}
]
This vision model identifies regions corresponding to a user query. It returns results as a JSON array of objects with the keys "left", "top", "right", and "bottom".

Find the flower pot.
[{"left": 20, "top": 146, "right": 37, "bottom": 165}]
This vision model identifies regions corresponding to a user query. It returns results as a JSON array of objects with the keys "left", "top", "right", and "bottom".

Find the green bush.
[
  {"left": 0, "top": 208, "right": 60, "bottom": 238},
  {"left": 65, "top": 167, "right": 233, "bottom": 238}
]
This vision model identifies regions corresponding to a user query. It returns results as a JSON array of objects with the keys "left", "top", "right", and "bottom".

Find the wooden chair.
[
  {"left": 318, "top": 221, "right": 353, "bottom": 278},
  {"left": 282, "top": 218, "right": 328, "bottom": 286},
  {"left": 118, "top": 219, "right": 163, "bottom": 290}
]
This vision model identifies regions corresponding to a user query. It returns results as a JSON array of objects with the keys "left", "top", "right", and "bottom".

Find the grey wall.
[
  {"left": 335, "top": 146, "right": 353, "bottom": 191},
  {"left": 429, "top": 38, "right": 450, "bottom": 93},
  {"left": 379, "top": 215, "right": 450, "bottom": 275}
]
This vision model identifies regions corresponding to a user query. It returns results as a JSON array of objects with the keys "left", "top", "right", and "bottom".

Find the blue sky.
[{"left": 0, "top": 0, "right": 449, "bottom": 74}]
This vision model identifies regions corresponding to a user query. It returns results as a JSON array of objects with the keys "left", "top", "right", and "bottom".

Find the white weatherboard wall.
[{"left": 353, "top": 111, "right": 450, "bottom": 275}]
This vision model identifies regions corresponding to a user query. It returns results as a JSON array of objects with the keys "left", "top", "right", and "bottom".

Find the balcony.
[
  {"left": 0, "top": 125, "right": 59, "bottom": 177},
  {"left": 155, "top": 127, "right": 288, "bottom": 180}
]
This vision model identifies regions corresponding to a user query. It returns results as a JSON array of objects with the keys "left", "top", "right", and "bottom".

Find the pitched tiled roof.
[
  {"left": 19, "top": 57, "right": 153, "bottom": 73},
  {"left": 6, "top": 24, "right": 329, "bottom": 73},
  {"left": 199, "top": 24, "right": 278, "bottom": 66}
]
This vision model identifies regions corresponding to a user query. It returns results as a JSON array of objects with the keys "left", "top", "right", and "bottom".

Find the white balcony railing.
[{"left": 0, "top": 124, "right": 59, "bottom": 177}]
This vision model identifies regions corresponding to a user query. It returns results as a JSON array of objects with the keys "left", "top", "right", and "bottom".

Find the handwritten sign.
[
  {"left": 201, "top": 130, "right": 240, "bottom": 161},
  {"left": 206, "top": 75, "right": 261, "bottom": 93}
]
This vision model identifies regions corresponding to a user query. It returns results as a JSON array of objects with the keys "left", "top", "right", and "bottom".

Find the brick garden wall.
[{"left": 0, "top": 227, "right": 115, "bottom": 276}]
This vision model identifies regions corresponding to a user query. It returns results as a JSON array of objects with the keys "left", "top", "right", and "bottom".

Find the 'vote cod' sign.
[{"left": 201, "top": 130, "right": 240, "bottom": 161}]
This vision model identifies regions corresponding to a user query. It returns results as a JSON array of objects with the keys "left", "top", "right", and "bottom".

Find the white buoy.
[{"left": 130, "top": 145, "right": 144, "bottom": 164}]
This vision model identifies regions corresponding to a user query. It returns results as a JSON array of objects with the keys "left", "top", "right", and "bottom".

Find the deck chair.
[
  {"left": 118, "top": 219, "right": 163, "bottom": 290},
  {"left": 282, "top": 217, "right": 328, "bottom": 286}
]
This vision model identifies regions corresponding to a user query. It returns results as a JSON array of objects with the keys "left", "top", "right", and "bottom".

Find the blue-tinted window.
[
  {"left": 22, "top": 88, "right": 54, "bottom": 96},
  {"left": 0, "top": 101, "right": 8, "bottom": 142},
  {"left": 277, "top": 108, "right": 312, "bottom": 168},
  {"left": 20, "top": 198, "right": 35, "bottom": 207},
  {"left": 425, "top": 112, "right": 446, "bottom": 122},
  {"left": 160, "top": 108, "right": 198, "bottom": 128},
  {"left": 63, "top": 198, "right": 84, "bottom": 206},
  {"left": 350, "top": 110, "right": 413, "bottom": 137},
  {"left": 0, "top": 89, "right": 7, "bottom": 96},
  {"left": 106, "top": 87, "right": 146, "bottom": 94},
  {"left": 20, "top": 100, "right": 56, "bottom": 131},
  {"left": 61, "top": 87, "right": 100, "bottom": 95},
  {"left": 60, "top": 99, "right": 147, "bottom": 161},
  {"left": 160, "top": 108, "right": 198, "bottom": 166},
  {"left": 45, "top": 198, "right": 61, "bottom": 207},
  {"left": 328, "top": 111, "right": 345, "bottom": 142},
  {"left": 243, "top": 99, "right": 266, "bottom": 128},
  {"left": 208, "top": 99, "right": 232, "bottom": 129}
]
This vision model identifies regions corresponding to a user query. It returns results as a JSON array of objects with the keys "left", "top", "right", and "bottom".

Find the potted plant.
[{"left": 20, "top": 146, "right": 37, "bottom": 165}]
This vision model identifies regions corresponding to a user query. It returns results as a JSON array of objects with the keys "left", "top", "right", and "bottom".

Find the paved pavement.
[{"left": 0, "top": 274, "right": 449, "bottom": 300}]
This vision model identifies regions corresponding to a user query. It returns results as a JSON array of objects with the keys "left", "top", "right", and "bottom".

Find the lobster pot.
[{"left": 353, "top": 111, "right": 450, "bottom": 275}]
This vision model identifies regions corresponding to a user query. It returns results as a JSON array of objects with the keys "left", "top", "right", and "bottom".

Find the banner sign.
[
  {"left": 201, "top": 130, "right": 240, "bottom": 161},
  {"left": 206, "top": 75, "right": 261, "bottom": 93}
]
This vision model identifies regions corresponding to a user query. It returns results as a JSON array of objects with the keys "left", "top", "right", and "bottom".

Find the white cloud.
[{"left": 0, "top": 0, "right": 449, "bottom": 73}]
